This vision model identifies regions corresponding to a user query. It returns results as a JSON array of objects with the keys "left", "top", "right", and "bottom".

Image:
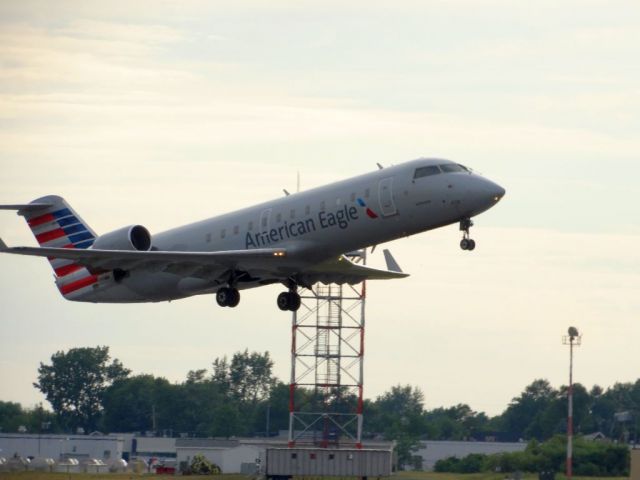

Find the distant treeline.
[{"left": 0, "top": 346, "right": 638, "bottom": 470}]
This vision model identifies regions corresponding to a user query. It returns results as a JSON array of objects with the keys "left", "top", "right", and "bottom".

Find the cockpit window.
[
  {"left": 414, "top": 165, "right": 441, "bottom": 179},
  {"left": 439, "top": 163, "right": 466, "bottom": 173}
]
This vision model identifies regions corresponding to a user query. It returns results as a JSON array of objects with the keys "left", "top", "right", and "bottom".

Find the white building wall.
[
  {"left": 219, "top": 445, "right": 262, "bottom": 473},
  {"left": 0, "top": 434, "right": 124, "bottom": 461},
  {"left": 416, "top": 440, "right": 527, "bottom": 471},
  {"left": 134, "top": 437, "right": 176, "bottom": 462}
]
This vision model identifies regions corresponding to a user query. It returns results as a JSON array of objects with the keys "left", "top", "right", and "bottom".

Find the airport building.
[
  {"left": 1, "top": 431, "right": 533, "bottom": 473},
  {"left": 0, "top": 433, "right": 125, "bottom": 462}
]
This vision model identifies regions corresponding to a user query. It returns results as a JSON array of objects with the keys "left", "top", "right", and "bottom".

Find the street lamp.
[{"left": 562, "top": 326, "right": 582, "bottom": 480}]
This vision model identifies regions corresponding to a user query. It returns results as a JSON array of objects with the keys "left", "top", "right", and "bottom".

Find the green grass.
[
  {"left": 395, "top": 472, "right": 626, "bottom": 480},
  {"left": 0, "top": 474, "right": 242, "bottom": 480},
  {"left": 0, "top": 472, "right": 627, "bottom": 480}
]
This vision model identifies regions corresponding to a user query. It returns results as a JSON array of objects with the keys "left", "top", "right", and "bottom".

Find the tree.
[
  {"left": 500, "top": 379, "right": 557, "bottom": 441},
  {"left": 189, "top": 453, "right": 221, "bottom": 475},
  {"left": 102, "top": 375, "right": 173, "bottom": 433},
  {"left": 424, "top": 404, "right": 491, "bottom": 440},
  {"left": 34, "top": 346, "right": 130, "bottom": 432},
  {"left": 367, "top": 385, "right": 427, "bottom": 469},
  {"left": 0, "top": 401, "right": 23, "bottom": 432},
  {"left": 0, "top": 401, "right": 58, "bottom": 433},
  {"left": 227, "top": 350, "right": 276, "bottom": 404}
]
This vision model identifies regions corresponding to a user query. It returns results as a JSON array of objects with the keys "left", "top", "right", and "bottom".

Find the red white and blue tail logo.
[
  {"left": 356, "top": 198, "right": 379, "bottom": 219},
  {"left": 20, "top": 195, "right": 99, "bottom": 299}
]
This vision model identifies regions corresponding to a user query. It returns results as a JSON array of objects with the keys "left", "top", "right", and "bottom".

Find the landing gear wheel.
[
  {"left": 277, "top": 291, "right": 301, "bottom": 311},
  {"left": 288, "top": 292, "right": 301, "bottom": 311},
  {"left": 459, "top": 217, "right": 476, "bottom": 251},
  {"left": 277, "top": 292, "right": 290, "bottom": 311},
  {"left": 216, "top": 287, "right": 240, "bottom": 307},
  {"left": 228, "top": 288, "right": 240, "bottom": 307},
  {"left": 216, "top": 287, "right": 230, "bottom": 307}
]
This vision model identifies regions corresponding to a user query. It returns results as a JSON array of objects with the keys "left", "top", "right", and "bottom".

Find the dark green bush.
[{"left": 433, "top": 436, "right": 629, "bottom": 476}]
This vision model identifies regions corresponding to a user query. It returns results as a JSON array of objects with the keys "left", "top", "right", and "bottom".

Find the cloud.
[{"left": 0, "top": 0, "right": 639, "bottom": 414}]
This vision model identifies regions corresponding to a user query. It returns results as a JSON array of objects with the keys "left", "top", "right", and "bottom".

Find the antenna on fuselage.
[
  {"left": 284, "top": 172, "right": 300, "bottom": 196},
  {"left": 376, "top": 163, "right": 384, "bottom": 170}
]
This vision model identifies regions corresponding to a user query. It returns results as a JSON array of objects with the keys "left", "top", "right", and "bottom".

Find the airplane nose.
[
  {"left": 460, "top": 175, "right": 506, "bottom": 216},
  {"left": 465, "top": 177, "right": 505, "bottom": 216},
  {"left": 492, "top": 183, "right": 506, "bottom": 203}
]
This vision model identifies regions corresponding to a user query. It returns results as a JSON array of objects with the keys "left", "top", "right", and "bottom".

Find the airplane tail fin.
[{"left": 1, "top": 195, "right": 99, "bottom": 294}]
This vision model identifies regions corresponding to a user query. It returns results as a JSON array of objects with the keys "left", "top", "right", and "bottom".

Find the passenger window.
[
  {"left": 290, "top": 209, "right": 295, "bottom": 219},
  {"left": 414, "top": 165, "right": 441, "bottom": 179},
  {"left": 276, "top": 213, "right": 282, "bottom": 223},
  {"left": 248, "top": 221, "right": 253, "bottom": 231},
  {"left": 350, "top": 192, "right": 356, "bottom": 202},
  {"left": 206, "top": 233, "right": 212, "bottom": 243},
  {"left": 364, "top": 188, "right": 370, "bottom": 198},
  {"left": 233, "top": 225, "right": 239, "bottom": 235},
  {"left": 320, "top": 201, "right": 325, "bottom": 212},
  {"left": 221, "top": 229, "right": 226, "bottom": 239},
  {"left": 261, "top": 216, "right": 268, "bottom": 227},
  {"left": 336, "top": 198, "right": 341, "bottom": 206},
  {"left": 439, "top": 163, "right": 464, "bottom": 173},
  {"left": 305, "top": 205, "right": 310, "bottom": 215}
]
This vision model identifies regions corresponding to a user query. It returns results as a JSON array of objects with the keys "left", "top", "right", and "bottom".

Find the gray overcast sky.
[{"left": 0, "top": 0, "right": 638, "bottom": 416}]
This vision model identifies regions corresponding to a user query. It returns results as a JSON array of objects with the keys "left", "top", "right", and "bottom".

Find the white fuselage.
[{"left": 99, "top": 158, "right": 504, "bottom": 302}]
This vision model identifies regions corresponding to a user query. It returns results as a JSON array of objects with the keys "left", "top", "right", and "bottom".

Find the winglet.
[{"left": 383, "top": 249, "right": 403, "bottom": 273}]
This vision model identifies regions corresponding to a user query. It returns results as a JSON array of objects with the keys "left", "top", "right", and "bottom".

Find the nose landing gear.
[{"left": 459, "top": 218, "right": 476, "bottom": 251}]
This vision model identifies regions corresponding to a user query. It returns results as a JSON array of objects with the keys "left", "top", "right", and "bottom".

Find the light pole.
[{"left": 563, "top": 326, "right": 581, "bottom": 480}]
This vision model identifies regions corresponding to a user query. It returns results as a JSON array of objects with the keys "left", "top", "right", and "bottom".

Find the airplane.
[{"left": 0, "top": 158, "right": 505, "bottom": 311}]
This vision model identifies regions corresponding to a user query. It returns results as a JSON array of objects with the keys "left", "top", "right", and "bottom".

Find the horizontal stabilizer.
[
  {"left": 0, "top": 203, "right": 53, "bottom": 214},
  {"left": 383, "top": 249, "right": 403, "bottom": 273}
]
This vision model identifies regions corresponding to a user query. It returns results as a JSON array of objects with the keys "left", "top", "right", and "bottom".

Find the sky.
[{"left": 0, "top": 0, "right": 638, "bottom": 417}]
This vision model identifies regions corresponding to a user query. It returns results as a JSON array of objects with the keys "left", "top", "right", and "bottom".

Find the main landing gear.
[
  {"left": 216, "top": 286, "right": 240, "bottom": 308},
  {"left": 277, "top": 289, "right": 301, "bottom": 312},
  {"left": 459, "top": 217, "right": 476, "bottom": 251}
]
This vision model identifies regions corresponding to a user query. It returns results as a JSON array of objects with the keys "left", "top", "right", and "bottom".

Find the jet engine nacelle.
[{"left": 91, "top": 225, "right": 152, "bottom": 251}]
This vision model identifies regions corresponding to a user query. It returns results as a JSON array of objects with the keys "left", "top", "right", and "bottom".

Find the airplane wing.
[
  {"left": 0, "top": 238, "right": 406, "bottom": 285},
  {"left": 295, "top": 249, "right": 409, "bottom": 285},
  {"left": 0, "top": 238, "right": 286, "bottom": 276}
]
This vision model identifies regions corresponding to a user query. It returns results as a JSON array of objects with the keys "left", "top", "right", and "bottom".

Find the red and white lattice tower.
[{"left": 288, "top": 251, "right": 366, "bottom": 448}]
